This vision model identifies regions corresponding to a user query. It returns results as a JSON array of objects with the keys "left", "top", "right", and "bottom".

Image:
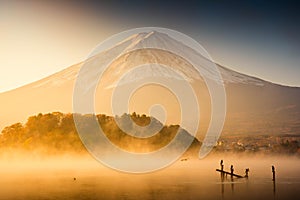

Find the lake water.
[{"left": 0, "top": 155, "right": 299, "bottom": 200}]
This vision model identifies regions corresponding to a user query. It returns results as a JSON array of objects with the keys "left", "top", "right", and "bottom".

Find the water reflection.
[
  {"left": 219, "top": 169, "right": 236, "bottom": 199},
  {"left": 220, "top": 171, "right": 225, "bottom": 199},
  {"left": 231, "top": 176, "right": 235, "bottom": 193},
  {"left": 273, "top": 179, "right": 276, "bottom": 198},
  {"left": 218, "top": 167, "right": 278, "bottom": 200}
]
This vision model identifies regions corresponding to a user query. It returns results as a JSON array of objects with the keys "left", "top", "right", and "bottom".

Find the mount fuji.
[{"left": 1, "top": 31, "right": 300, "bottom": 137}]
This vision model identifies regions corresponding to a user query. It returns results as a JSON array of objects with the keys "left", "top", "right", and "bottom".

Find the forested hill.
[{"left": 0, "top": 112, "right": 200, "bottom": 155}]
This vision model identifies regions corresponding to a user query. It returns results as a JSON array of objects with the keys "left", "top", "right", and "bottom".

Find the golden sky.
[
  {"left": 1, "top": 1, "right": 299, "bottom": 92},
  {"left": 0, "top": 1, "right": 116, "bottom": 92}
]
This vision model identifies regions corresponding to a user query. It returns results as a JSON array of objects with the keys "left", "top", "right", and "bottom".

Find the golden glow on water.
[{"left": 0, "top": 155, "right": 299, "bottom": 200}]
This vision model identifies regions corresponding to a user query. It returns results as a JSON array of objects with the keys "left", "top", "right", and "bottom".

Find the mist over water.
[
  {"left": 0, "top": 27, "right": 299, "bottom": 199},
  {"left": 0, "top": 154, "right": 299, "bottom": 200}
]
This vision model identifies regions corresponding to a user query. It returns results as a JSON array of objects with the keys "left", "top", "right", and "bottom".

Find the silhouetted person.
[
  {"left": 220, "top": 160, "right": 224, "bottom": 171},
  {"left": 230, "top": 165, "right": 234, "bottom": 176},
  {"left": 245, "top": 168, "right": 249, "bottom": 178},
  {"left": 272, "top": 165, "right": 276, "bottom": 181}
]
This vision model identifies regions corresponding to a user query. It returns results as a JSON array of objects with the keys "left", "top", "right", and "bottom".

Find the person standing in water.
[
  {"left": 220, "top": 160, "right": 224, "bottom": 171},
  {"left": 245, "top": 168, "right": 249, "bottom": 178}
]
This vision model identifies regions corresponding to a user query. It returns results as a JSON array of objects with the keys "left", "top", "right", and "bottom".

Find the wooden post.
[
  {"left": 272, "top": 165, "right": 276, "bottom": 195},
  {"left": 272, "top": 165, "right": 276, "bottom": 181}
]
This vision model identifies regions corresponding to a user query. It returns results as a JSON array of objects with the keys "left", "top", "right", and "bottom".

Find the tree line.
[{"left": 0, "top": 112, "right": 200, "bottom": 155}]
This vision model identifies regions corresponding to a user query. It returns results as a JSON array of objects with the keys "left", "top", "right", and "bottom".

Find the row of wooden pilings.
[
  {"left": 216, "top": 160, "right": 276, "bottom": 181},
  {"left": 217, "top": 160, "right": 277, "bottom": 198}
]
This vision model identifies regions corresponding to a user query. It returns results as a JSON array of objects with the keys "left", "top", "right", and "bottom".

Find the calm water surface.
[{"left": 0, "top": 156, "right": 299, "bottom": 200}]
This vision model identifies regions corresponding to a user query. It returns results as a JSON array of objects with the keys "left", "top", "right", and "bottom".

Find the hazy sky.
[{"left": 1, "top": 0, "right": 299, "bottom": 92}]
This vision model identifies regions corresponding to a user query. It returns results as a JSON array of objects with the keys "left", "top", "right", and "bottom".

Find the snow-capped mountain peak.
[{"left": 32, "top": 31, "right": 265, "bottom": 90}]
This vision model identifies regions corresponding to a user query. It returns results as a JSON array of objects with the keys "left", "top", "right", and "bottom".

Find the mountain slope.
[{"left": 1, "top": 31, "right": 300, "bottom": 137}]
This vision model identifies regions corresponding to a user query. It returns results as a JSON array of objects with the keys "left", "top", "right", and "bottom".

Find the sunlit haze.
[
  {"left": 0, "top": 1, "right": 300, "bottom": 200},
  {"left": 1, "top": 1, "right": 300, "bottom": 93}
]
